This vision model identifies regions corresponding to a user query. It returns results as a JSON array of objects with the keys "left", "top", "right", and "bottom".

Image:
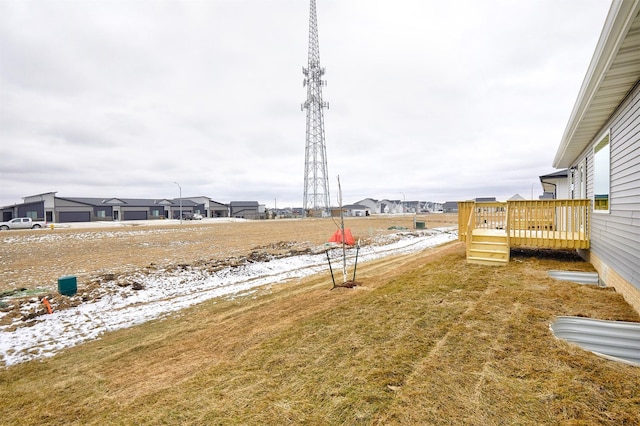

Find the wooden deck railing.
[
  {"left": 458, "top": 201, "right": 474, "bottom": 241},
  {"left": 458, "top": 201, "right": 507, "bottom": 240},
  {"left": 508, "top": 199, "right": 590, "bottom": 248},
  {"left": 458, "top": 199, "right": 590, "bottom": 249},
  {"left": 464, "top": 202, "right": 476, "bottom": 260}
]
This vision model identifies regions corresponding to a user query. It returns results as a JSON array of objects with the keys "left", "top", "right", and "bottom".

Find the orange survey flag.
[{"left": 328, "top": 228, "right": 355, "bottom": 245}]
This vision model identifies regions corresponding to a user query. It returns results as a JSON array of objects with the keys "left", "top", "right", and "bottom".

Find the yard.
[{"left": 1, "top": 215, "right": 639, "bottom": 424}]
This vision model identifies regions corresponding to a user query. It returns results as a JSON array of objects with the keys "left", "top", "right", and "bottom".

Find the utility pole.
[
  {"left": 174, "top": 182, "right": 182, "bottom": 224},
  {"left": 302, "top": 0, "right": 330, "bottom": 217}
]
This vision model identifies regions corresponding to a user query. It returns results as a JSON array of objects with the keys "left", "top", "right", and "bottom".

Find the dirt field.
[{"left": 0, "top": 214, "right": 457, "bottom": 295}]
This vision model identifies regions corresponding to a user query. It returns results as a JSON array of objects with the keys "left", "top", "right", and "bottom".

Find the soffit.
[{"left": 554, "top": 2, "right": 640, "bottom": 168}]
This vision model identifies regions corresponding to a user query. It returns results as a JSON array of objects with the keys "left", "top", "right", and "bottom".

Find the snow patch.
[{"left": 0, "top": 229, "right": 457, "bottom": 367}]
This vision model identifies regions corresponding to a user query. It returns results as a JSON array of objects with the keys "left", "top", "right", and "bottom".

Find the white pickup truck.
[{"left": 0, "top": 217, "right": 47, "bottom": 230}]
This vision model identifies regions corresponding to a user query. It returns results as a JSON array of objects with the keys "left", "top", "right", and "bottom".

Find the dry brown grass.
[
  {"left": 0, "top": 215, "right": 456, "bottom": 293},
  {"left": 1, "top": 216, "right": 639, "bottom": 425}
]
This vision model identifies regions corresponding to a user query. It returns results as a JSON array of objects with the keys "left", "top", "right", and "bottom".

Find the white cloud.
[{"left": 0, "top": 0, "right": 611, "bottom": 207}]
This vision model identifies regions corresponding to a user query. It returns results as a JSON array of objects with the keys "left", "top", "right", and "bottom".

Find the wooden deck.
[
  {"left": 509, "top": 229, "right": 589, "bottom": 248},
  {"left": 459, "top": 200, "right": 590, "bottom": 265}
]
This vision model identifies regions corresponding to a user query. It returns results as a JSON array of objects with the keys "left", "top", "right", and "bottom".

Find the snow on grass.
[
  {"left": 0, "top": 228, "right": 176, "bottom": 245},
  {"left": 0, "top": 229, "right": 456, "bottom": 367}
]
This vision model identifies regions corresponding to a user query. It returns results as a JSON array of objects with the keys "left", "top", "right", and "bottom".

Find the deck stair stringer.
[{"left": 467, "top": 229, "right": 510, "bottom": 265}]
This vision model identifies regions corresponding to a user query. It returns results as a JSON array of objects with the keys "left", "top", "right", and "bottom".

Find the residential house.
[
  {"left": 270, "top": 208, "right": 305, "bottom": 219},
  {"left": 184, "top": 196, "right": 229, "bottom": 218},
  {"left": 53, "top": 196, "right": 183, "bottom": 221},
  {"left": 553, "top": 0, "right": 640, "bottom": 312},
  {"left": 1, "top": 192, "right": 233, "bottom": 223},
  {"left": 354, "top": 198, "right": 443, "bottom": 214},
  {"left": 402, "top": 201, "right": 421, "bottom": 213},
  {"left": 355, "top": 198, "right": 380, "bottom": 214},
  {"left": 379, "top": 199, "right": 403, "bottom": 214},
  {"left": 424, "top": 201, "right": 444, "bottom": 212},
  {"left": 341, "top": 204, "right": 370, "bottom": 217},
  {"left": 229, "top": 201, "right": 265, "bottom": 220},
  {"left": 354, "top": 198, "right": 403, "bottom": 214},
  {"left": 1, "top": 192, "right": 56, "bottom": 222},
  {"left": 539, "top": 170, "right": 569, "bottom": 199},
  {"left": 443, "top": 201, "right": 459, "bottom": 213}
]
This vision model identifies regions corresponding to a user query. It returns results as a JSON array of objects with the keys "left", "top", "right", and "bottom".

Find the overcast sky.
[{"left": 0, "top": 0, "right": 612, "bottom": 208}]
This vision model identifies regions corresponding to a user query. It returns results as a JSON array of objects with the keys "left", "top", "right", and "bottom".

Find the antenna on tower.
[{"left": 302, "top": 0, "right": 330, "bottom": 218}]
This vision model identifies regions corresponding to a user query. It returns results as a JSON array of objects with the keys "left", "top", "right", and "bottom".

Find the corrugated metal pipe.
[
  {"left": 550, "top": 316, "right": 640, "bottom": 366},
  {"left": 547, "top": 270, "right": 601, "bottom": 286}
]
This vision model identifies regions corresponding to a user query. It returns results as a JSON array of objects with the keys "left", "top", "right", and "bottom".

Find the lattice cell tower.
[{"left": 301, "top": 0, "right": 330, "bottom": 216}]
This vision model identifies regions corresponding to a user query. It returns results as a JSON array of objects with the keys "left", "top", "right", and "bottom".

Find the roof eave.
[{"left": 553, "top": 0, "right": 640, "bottom": 169}]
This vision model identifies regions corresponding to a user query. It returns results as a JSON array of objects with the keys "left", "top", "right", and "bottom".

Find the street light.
[
  {"left": 174, "top": 182, "right": 182, "bottom": 224},
  {"left": 531, "top": 182, "right": 535, "bottom": 200}
]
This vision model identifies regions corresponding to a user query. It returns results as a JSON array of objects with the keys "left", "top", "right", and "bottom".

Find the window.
[
  {"left": 97, "top": 210, "right": 106, "bottom": 218},
  {"left": 151, "top": 209, "right": 160, "bottom": 217},
  {"left": 26, "top": 211, "right": 38, "bottom": 219},
  {"left": 593, "top": 133, "right": 610, "bottom": 212}
]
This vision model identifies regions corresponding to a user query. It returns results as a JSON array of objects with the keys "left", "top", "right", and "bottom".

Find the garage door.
[
  {"left": 123, "top": 211, "right": 147, "bottom": 220},
  {"left": 59, "top": 211, "right": 91, "bottom": 223}
]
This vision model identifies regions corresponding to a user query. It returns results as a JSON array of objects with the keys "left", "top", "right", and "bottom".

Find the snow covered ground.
[{"left": 0, "top": 229, "right": 457, "bottom": 367}]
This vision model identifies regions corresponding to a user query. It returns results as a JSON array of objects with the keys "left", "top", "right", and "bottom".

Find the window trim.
[{"left": 592, "top": 130, "right": 610, "bottom": 214}]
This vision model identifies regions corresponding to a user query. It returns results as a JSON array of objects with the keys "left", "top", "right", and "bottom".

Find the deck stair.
[{"left": 467, "top": 229, "right": 509, "bottom": 265}]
